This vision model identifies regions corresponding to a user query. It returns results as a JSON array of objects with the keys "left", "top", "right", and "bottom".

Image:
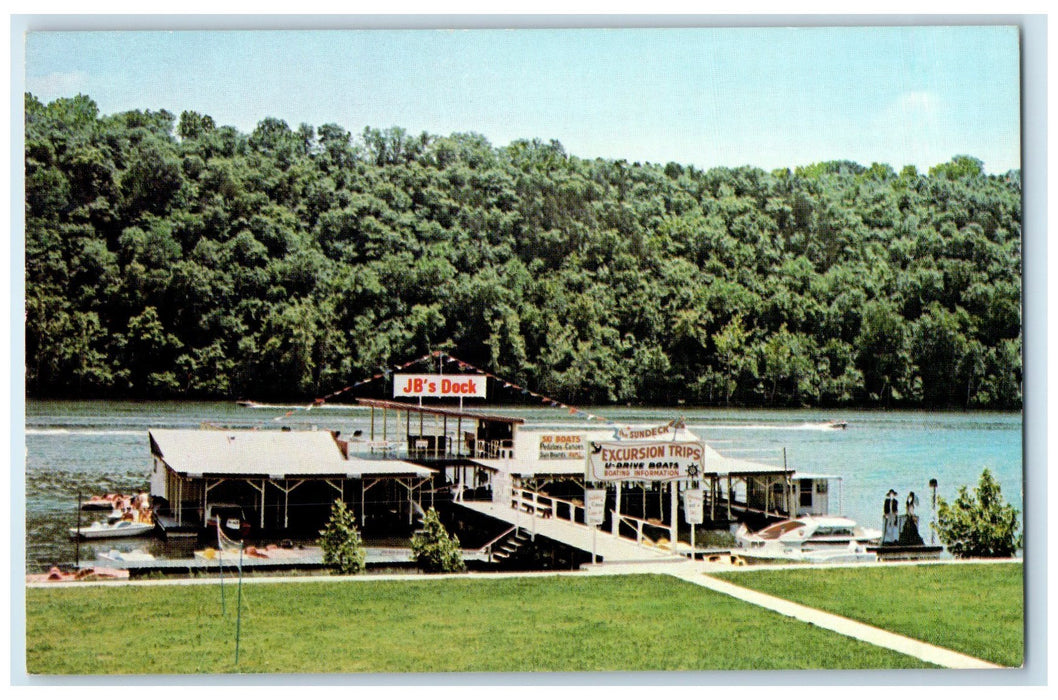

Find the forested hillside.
[{"left": 24, "top": 94, "right": 1022, "bottom": 408}]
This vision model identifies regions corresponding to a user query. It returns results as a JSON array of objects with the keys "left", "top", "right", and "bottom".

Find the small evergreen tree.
[
  {"left": 318, "top": 500, "right": 366, "bottom": 574},
  {"left": 410, "top": 507, "right": 466, "bottom": 573},
  {"left": 936, "top": 468, "right": 1022, "bottom": 558}
]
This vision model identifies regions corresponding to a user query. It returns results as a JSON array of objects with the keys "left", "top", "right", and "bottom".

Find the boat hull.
[{"left": 69, "top": 523, "right": 155, "bottom": 540}]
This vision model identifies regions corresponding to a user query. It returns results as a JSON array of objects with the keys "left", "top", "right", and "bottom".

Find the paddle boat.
[
  {"left": 81, "top": 493, "right": 122, "bottom": 511},
  {"left": 734, "top": 515, "right": 881, "bottom": 563},
  {"left": 27, "top": 566, "right": 129, "bottom": 583},
  {"left": 69, "top": 519, "right": 155, "bottom": 540},
  {"left": 99, "top": 548, "right": 156, "bottom": 562}
]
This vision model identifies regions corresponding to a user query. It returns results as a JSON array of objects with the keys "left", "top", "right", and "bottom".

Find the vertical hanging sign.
[
  {"left": 585, "top": 489, "right": 607, "bottom": 525},
  {"left": 683, "top": 488, "right": 704, "bottom": 525}
]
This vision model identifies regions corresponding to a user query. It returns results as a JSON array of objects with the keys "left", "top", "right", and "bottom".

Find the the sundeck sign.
[
  {"left": 615, "top": 419, "right": 682, "bottom": 440},
  {"left": 393, "top": 374, "right": 488, "bottom": 398},
  {"left": 586, "top": 440, "right": 705, "bottom": 482}
]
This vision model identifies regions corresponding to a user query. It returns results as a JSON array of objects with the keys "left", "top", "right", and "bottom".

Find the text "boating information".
[
  {"left": 393, "top": 373, "right": 488, "bottom": 398},
  {"left": 586, "top": 441, "right": 705, "bottom": 482}
]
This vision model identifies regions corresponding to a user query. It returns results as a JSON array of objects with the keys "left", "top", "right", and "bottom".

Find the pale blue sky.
[{"left": 24, "top": 26, "right": 1021, "bottom": 173}]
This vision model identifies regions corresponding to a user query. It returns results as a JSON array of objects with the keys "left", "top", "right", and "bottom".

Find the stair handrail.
[{"left": 477, "top": 525, "right": 519, "bottom": 561}]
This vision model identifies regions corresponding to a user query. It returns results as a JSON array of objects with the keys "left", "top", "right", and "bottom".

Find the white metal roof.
[
  {"left": 149, "top": 429, "right": 434, "bottom": 479},
  {"left": 469, "top": 457, "right": 585, "bottom": 477}
]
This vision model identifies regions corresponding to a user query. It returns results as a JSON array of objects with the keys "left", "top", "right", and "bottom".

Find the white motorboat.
[
  {"left": 69, "top": 519, "right": 155, "bottom": 540},
  {"left": 735, "top": 515, "right": 881, "bottom": 563}
]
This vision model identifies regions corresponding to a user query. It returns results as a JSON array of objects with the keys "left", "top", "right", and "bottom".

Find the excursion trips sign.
[
  {"left": 393, "top": 374, "right": 488, "bottom": 398},
  {"left": 586, "top": 440, "right": 705, "bottom": 482}
]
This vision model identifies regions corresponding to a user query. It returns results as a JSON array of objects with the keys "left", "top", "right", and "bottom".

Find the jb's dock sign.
[
  {"left": 587, "top": 440, "right": 705, "bottom": 482},
  {"left": 393, "top": 374, "right": 488, "bottom": 398}
]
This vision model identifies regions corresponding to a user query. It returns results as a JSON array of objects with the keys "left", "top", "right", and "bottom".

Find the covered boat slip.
[{"left": 149, "top": 428, "right": 436, "bottom": 535}]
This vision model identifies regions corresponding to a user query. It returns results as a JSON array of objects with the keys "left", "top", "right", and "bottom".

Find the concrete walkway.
[{"left": 624, "top": 560, "right": 1003, "bottom": 670}]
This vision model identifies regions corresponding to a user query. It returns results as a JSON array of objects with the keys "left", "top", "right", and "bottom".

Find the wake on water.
[{"left": 25, "top": 428, "right": 144, "bottom": 437}]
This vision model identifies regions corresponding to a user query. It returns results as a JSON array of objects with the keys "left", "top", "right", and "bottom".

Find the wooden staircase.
[{"left": 490, "top": 530, "right": 531, "bottom": 562}]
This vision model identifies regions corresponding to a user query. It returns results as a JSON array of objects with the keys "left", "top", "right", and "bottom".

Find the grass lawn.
[
  {"left": 714, "top": 562, "right": 1023, "bottom": 668},
  {"left": 26, "top": 574, "right": 938, "bottom": 675}
]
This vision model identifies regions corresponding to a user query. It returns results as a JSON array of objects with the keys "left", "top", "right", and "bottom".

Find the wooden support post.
[
  {"left": 669, "top": 481, "right": 678, "bottom": 546},
  {"left": 727, "top": 475, "right": 733, "bottom": 521},
  {"left": 612, "top": 481, "right": 622, "bottom": 535},
  {"left": 711, "top": 477, "right": 717, "bottom": 522}
]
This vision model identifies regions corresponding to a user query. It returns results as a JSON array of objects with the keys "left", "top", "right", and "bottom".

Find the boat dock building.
[{"left": 148, "top": 392, "right": 837, "bottom": 564}]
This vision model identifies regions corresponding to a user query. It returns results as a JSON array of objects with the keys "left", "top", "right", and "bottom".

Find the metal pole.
[
  {"left": 75, "top": 491, "right": 82, "bottom": 568},
  {"left": 235, "top": 543, "right": 244, "bottom": 665},
  {"left": 218, "top": 518, "right": 225, "bottom": 615},
  {"left": 929, "top": 478, "right": 938, "bottom": 545}
]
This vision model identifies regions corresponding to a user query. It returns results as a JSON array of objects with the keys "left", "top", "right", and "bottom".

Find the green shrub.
[
  {"left": 936, "top": 468, "right": 1022, "bottom": 558},
  {"left": 410, "top": 507, "right": 466, "bottom": 573},
  {"left": 318, "top": 500, "right": 366, "bottom": 574}
]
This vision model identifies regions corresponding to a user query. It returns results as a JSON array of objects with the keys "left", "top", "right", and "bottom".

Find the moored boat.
[
  {"left": 98, "top": 548, "right": 156, "bottom": 562},
  {"left": 27, "top": 566, "right": 130, "bottom": 583},
  {"left": 735, "top": 515, "right": 881, "bottom": 562},
  {"left": 69, "top": 519, "right": 156, "bottom": 540},
  {"left": 81, "top": 493, "right": 122, "bottom": 510}
]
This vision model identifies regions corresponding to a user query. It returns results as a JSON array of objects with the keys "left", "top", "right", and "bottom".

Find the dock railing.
[
  {"left": 509, "top": 487, "right": 586, "bottom": 524},
  {"left": 477, "top": 439, "right": 514, "bottom": 459},
  {"left": 613, "top": 511, "right": 670, "bottom": 547}
]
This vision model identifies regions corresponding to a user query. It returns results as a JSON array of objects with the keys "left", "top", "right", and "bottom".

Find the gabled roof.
[{"left": 149, "top": 429, "right": 433, "bottom": 479}]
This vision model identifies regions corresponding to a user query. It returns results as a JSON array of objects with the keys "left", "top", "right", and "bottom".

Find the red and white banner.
[{"left": 393, "top": 374, "right": 488, "bottom": 398}]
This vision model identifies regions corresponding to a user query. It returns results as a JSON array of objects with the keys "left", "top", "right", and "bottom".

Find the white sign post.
[
  {"left": 585, "top": 488, "right": 606, "bottom": 564},
  {"left": 684, "top": 488, "right": 704, "bottom": 556}
]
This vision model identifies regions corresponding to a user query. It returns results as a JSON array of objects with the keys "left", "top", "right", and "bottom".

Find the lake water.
[{"left": 21, "top": 400, "right": 1023, "bottom": 570}]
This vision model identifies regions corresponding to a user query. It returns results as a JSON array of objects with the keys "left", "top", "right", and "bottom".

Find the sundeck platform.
[{"left": 456, "top": 500, "right": 685, "bottom": 564}]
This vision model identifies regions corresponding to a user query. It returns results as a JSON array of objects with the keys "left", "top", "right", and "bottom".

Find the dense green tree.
[
  {"left": 318, "top": 500, "right": 366, "bottom": 574},
  {"left": 410, "top": 507, "right": 466, "bottom": 573},
  {"left": 23, "top": 94, "right": 1022, "bottom": 408},
  {"left": 936, "top": 468, "right": 1021, "bottom": 558}
]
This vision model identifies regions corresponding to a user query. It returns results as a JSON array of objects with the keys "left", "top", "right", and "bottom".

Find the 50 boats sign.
[{"left": 586, "top": 440, "right": 705, "bottom": 481}]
